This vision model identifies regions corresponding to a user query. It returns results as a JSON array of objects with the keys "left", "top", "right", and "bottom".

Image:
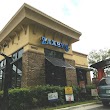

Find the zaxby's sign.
[{"left": 41, "top": 36, "right": 69, "bottom": 52}]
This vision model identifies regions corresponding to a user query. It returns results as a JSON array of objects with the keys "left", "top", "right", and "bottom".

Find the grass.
[{"left": 41, "top": 99, "right": 98, "bottom": 110}]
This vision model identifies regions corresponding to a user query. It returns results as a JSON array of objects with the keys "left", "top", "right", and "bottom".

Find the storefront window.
[
  {"left": 44, "top": 48, "right": 63, "bottom": 59},
  {"left": 12, "top": 52, "right": 17, "bottom": 60},
  {"left": 0, "top": 48, "right": 23, "bottom": 90},
  {"left": 44, "top": 48, "right": 66, "bottom": 86},
  {"left": 18, "top": 49, "right": 23, "bottom": 58},
  {"left": 76, "top": 68, "right": 87, "bottom": 85},
  {"left": 11, "top": 48, "right": 23, "bottom": 88},
  {"left": 0, "top": 61, "right": 3, "bottom": 67},
  {"left": 0, "top": 69, "right": 4, "bottom": 90}
]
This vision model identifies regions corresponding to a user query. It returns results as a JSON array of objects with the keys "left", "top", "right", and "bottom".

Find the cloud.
[{"left": 1, "top": 0, "right": 110, "bottom": 54}]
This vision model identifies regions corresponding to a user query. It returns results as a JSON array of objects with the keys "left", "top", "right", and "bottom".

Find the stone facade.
[
  {"left": 86, "top": 71, "right": 91, "bottom": 85},
  {"left": 22, "top": 50, "right": 79, "bottom": 87},
  {"left": 22, "top": 51, "right": 45, "bottom": 87},
  {"left": 65, "top": 59, "right": 78, "bottom": 86},
  {"left": 21, "top": 50, "right": 90, "bottom": 87}
]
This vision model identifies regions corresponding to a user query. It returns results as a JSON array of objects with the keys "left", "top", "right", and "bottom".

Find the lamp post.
[{"left": 0, "top": 53, "right": 12, "bottom": 110}]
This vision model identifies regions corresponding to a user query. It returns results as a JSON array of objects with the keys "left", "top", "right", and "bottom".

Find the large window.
[
  {"left": 11, "top": 48, "right": 23, "bottom": 88},
  {"left": 44, "top": 48, "right": 63, "bottom": 59},
  {"left": 0, "top": 60, "right": 6, "bottom": 90},
  {"left": 0, "top": 48, "right": 23, "bottom": 90},
  {"left": 44, "top": 48, "right": 66, "bottom": 86},
  {"left": 76, "top": 68, "right": 87, "bottom": 85}
]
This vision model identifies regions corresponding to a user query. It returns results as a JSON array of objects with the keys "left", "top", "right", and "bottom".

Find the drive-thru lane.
[{"left": 55, "top": 103, "right": 110, "bottom": 110}]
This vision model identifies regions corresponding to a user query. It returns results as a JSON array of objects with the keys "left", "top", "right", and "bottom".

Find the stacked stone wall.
[
  {"left": 65, "top": 59, "right": 78, "bottom": 86},
  {"left": 22, "top": 51, "right": 45, "bottom": 87}
]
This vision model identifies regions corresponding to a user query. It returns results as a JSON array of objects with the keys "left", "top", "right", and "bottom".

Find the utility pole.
[{"left": 0, "top": 53, "right": 12, "bottom": 110}]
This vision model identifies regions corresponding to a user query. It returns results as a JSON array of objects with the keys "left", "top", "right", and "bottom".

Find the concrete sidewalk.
[{"left": 55, "top": 101, "right": 102, "bottom": 110}]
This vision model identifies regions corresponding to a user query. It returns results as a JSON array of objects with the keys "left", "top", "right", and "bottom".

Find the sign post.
[{"left": 65, "top": 87, "right": 74, "bottom": 102}]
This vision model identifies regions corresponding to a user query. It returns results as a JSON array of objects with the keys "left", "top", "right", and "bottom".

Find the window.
[
  {"left": 18, "top": 49, "right": 23, "bottom": 58},
  {"left": 44, "top": 48, "right": 66, "bottom": 86},
  {"left": 98, "top": 79, "right": 106, "bottom": 86},
  {"left": 0, "top": 59, "right": 6, "bottom": 67},
  {"left": 76, "top": 68, "right": 87, "bottom": 85},
  {"left": 98, "top": 77, "right": 110, "bottom": 86},
  {"left": 0, "top": 48, "right": 23, "bottom": 90},
  {"left": 12, "top": 53, "right": 17, "bottom": 60},
  {"left": 11, "top": 48, "right": 23, "bottom": 88},
  {"left": 44, "top": 48, "right": 63, "bottom": 59}
]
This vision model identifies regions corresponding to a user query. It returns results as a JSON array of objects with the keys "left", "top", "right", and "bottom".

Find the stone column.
[
  {"left": 86, "top": 71, "right": 92, "bottom": 85},
  {"left": 65, "top": 59, "right": 78, "bottom": 86},
  {"left": 21, "top": 51, "right": 46, "bottom": 87}
]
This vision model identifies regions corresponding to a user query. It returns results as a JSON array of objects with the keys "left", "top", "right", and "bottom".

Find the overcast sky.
[{"left": 0, "top": 0, "right": 110, "bottom": 55}]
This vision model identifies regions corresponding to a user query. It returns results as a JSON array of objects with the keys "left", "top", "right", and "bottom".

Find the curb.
[{"left": 55, "top": 102, "right": 99, "bottom": 110}]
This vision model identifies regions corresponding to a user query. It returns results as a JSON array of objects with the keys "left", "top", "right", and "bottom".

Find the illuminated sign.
[{"left": 41, "top": 36, "right": 69, "bottom": 52}]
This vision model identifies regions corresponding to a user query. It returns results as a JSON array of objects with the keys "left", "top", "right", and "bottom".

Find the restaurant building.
[{"left": 0, "top": 3, "right": 91, "bottom": 89}]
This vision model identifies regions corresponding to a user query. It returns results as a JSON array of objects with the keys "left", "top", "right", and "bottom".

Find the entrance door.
[{"left": 76, "top": 68, "right": 87, "bottom": 85}]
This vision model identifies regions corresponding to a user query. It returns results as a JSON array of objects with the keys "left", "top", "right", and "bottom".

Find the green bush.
[
  {"left": 72, "top": 85, "right": 96, "bottom": 101},
  {"left": 7, "top": 85, "right": 65, "bottom": 110},
  {"left": 29, "top": 85, "right": 65, "bottom": 107},
  {"left": 0, "top": 85, "right": 96, "bottom": 110},
  {"left": 86, "top": 85, "right": 96, "bottom": 100},
  {"left": 8, "top": 88, "right": 32, "bottom": 110}
]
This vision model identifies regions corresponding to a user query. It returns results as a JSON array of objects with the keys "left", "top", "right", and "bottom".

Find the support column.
[
  {"left": 22, "top": 51, "right": 46, "bottom": 87},
  {"left": 65, "top": 59, "right": 77, "bottom": 86},
  {"left": 97, "top": 68, "right": 105, "bottom": 81}
]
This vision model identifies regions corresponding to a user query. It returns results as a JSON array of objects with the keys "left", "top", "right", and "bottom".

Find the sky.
[{"left": 0, "top": 0, "right": 110, "bottom": 55}]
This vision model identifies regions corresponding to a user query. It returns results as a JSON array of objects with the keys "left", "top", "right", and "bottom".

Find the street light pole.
[{"left": 0, "top": 53, "right": 12, "bottom": 110}]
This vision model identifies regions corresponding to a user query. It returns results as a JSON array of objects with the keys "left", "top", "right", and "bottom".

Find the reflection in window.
[
  {"left": 12, "top": 53, "right": 17, "bottom": 60},
  {"left": 0, "top": 70, "right": 4, "bottom": 90},
  {"left": 44, "top": 48, "right": 63, "bottom": 59},
  {"left": 0, "top": 60, "right": 6, "bottom": 67},
  {"left": 18, "top": 49, "right": 23, "bottom": 58},
  {"left": 0, "top": 48, "right": 23, "bottom": 90},
  {"left": 12, "top": 59, "right": 22, "bottom": 88},
  {"left": 0, "top": 61, "right": 3, "bottom": 67}
]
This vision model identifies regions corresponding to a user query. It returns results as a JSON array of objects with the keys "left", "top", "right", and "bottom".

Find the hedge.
[{"left": 0, "top": 85, "right": 96, "bottom": 110}]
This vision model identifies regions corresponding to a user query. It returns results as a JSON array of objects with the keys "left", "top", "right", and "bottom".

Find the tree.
[
  {"left": 88, "top": 49, "right": 110, "bottom": 65},
  {"left": 88, "top": 48, "right": 110, "bottom": 78}
]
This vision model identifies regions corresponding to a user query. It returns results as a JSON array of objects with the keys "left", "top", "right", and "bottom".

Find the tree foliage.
[
  {"left": 88, "top": 49, "right": 110, "bottom": 66},
  {"left": 88, "top": 49, "right": 110, "bottom": 78}
]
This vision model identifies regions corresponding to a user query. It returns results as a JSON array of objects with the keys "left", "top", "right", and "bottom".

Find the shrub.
[
  {"left": 0, "top": 85, "right": 65, "bottom": 110},
  {"left": 29, "top": 85, "right": 65, "bottom": 107},
  {"left": 0, "top": 85, "right": 95, "bottom": 110},
  {"left": 8, "top": 88, "right": 32, "bottom": 110}
]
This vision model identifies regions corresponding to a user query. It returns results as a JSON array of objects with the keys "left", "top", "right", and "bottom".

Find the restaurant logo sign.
[{"left": 41, "top": 36, "right": 69, "bottom": 52}]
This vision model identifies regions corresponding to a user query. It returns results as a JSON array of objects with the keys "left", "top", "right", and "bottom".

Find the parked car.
[{"left": 98, "top": 76, "right": 110, "bottom": 106}]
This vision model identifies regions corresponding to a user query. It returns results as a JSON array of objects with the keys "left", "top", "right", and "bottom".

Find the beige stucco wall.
[
  {"left": 28, "top": 25, "right": 74, "bottom": 56},
  {"left": 0, "top": 3, "right": 81, "bottom": 60},
  {"left": 0, "top": 24, "right": 77, "bottom": 60},
  {"left": 72, "top": 51, "right": 88, "bottom": 68},
  {"left": 0, "top": 26, "right": 29, "bottom": 60}
]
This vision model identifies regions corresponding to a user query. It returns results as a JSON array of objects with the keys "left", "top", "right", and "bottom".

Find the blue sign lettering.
[
  {"left": 41, "top": 36, "right": 46, "bottom": 44},
  {"left": 47, "top": 39, "right": 52, "bottom": 45},
  {"left": 41, "top": 36, "right": 69, "bottom": 52}
]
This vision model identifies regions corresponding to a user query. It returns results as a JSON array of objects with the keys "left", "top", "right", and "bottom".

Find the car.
[{"left": 97, "top": 76, "right": 110, "bottom": 106}]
